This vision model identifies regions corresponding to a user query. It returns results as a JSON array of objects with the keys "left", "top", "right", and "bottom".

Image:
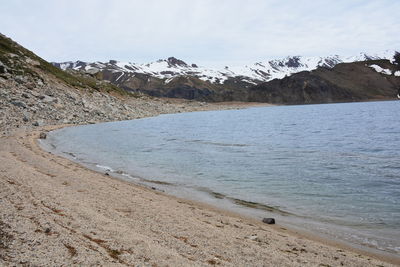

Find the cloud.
[{"left": 1, "top": 0, "right": 399, "bottom": 66}]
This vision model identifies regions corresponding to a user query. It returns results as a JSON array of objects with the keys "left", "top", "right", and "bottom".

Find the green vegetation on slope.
[{"left": 0, "top": 33, "right": 129, "bottom": 96}]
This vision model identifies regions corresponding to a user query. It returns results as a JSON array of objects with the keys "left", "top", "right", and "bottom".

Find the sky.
[{"left": 1, "top": 0, "right": 399, "bottom": 67}]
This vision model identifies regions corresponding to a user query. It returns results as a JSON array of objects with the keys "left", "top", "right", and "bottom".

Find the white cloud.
[{"left": 1, "top": 0, "right": 399, "bottom": 66}]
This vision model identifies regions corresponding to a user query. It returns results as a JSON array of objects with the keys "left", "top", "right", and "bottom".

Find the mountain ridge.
[
  {"left": 52, "top": 51, "right": 399, "bottom": 103},
  {"left": 53, "top": 50, "right": 395, "bottom": 86}
]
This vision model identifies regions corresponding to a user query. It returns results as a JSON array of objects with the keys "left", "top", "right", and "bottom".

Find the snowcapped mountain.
[{"left": 53, "top": 50, "right": 396, "bottom": 87}]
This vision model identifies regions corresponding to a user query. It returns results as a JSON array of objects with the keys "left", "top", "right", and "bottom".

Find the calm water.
[{"left": 44, "top": 101, "right": 400, "bottom": 254}]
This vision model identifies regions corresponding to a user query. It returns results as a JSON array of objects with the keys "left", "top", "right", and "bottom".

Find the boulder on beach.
[
  {"left": 262, "top": 218, "right": 275, "bottom": 224},
  {"left": 39, "top": 132, "right": 47, "bottom": 139}
]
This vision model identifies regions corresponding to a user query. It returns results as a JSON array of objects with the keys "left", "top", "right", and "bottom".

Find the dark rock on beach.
[
  {"left": 39, "top": 132, "right": 47, "bottom": 139},
  {"left": 262, "top": 218, "right": 275, "bottom": 224},
  {"left": 11, "top": 100, "right": 27, "bottom": 108}
]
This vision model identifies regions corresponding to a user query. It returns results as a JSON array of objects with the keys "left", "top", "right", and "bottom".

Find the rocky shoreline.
[{"left": 0, "top": 68, "right": 268, "bottom": 135}]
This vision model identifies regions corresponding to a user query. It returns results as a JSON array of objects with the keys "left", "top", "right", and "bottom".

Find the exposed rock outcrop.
[{"left": 247, "top": 60, "right": 400, "bottom": 104}]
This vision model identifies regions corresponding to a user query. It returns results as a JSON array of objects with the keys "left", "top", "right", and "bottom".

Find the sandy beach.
[{"left": 0, "top": 124, "right": 398, "bottom": 267}]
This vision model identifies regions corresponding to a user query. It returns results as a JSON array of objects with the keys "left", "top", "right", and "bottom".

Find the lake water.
[{"left": 43, "top": 101, "right": 400, "bottom": 255}]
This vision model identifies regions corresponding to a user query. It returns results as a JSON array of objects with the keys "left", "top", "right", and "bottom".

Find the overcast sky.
[{"left": 1, "top": 0, "right": 399, "bottom": 67}]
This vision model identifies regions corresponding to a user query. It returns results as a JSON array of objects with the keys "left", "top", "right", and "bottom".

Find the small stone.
[
  {"left": 39, "top": 132, "right": 47, "bottom": 139},
  {"left": 262, "top": 218, "right": 275, "bottom": 224},
  {"left": 0, "top": 73, "right": 10, "bottom": 79},
  {"left": 30, "top": 91, "right": 39, "bottom": 97},
  {"left": 25, "top": 83, "right": 35, "bottom": 90},
  {"left": 105, "top": 172, "right": 109, "bottom": 176},
  {"left": 32, "top": 120, "right": 43, "bottom": 127},
  {"left": 44, "top": 228, "right": 51, "bottom": 234},
  {"left": 246, "top": 234, "right": 259, "bottom": 241},
  {"left": 22, "top": 112, "right": 30, "bottom": 122},
  {"left": 15, "top": 75, "right": 27, "bottom": 84},
  {"left": 11, "top": 101, "right": 27, "bottom": 108},
  {"left": 41, "top": 95, "right": 54, "bottom": 103},
  {"left": 45, "top": 90, "right": 54, "bottom": 97},
  {"left": 0, "top": 65, "right": 7, "bottom": 74}
]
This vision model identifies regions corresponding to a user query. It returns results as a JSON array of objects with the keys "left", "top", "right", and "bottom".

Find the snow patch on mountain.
[{"left": 369, "top": 64, "right": 392, "bottom": 75}]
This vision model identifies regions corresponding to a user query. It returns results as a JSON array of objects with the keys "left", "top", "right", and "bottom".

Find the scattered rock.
[
  {"left": 105, "top": 172, "right": 110, "bottom": 176},
  {"left": 14, "top": 75, "right": 27, "bottom": 84},
  {"left": 30, "top": 91, "right": 40, "bottom": 97},
  {"left": 0, "top": 73, "right": 11, "bottom": 79},
  {"left": 25, "top": 82, "right": 35, "bottom": 90},
  {"left": 39, "top": 132, "right": 47, "bottom": 139},
  {"left": 262, "top": 218, "right": 275, "bottom": 224},
  {"left": 245, "top": 234, "right": 260, "bottom": 241},
  {"left": 37, "top": 79, "right": 44, "bottom": 86},
  {"left": 11, "top": 101, "right": 27, "bottom": 108},
  {"left": 41, "top": 95, "right": 55, "bottom": 103},
  {"left": 44, "top": 89, "right": 54, "bottom": 97},
  {"left": 0, "top": 64, "right": 7, "bottom": 74},
  {"left": 22, "top": 111, "right": 30, "bottom": 122},
  {"left": 32, "top": 120, "right": 44, "bottom": 127},
  {"left": 25, "top": 58, "right": 40, "bottom": 66}
]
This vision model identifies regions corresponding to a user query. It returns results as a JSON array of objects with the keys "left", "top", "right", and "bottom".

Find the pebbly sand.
[{"left": 0, "top": 124, "right": 398, "bottom": 267}]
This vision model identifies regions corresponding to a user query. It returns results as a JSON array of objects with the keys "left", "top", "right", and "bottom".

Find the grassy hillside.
[{"left": 0, "top": 33, "right": 128, "bottom": 96}]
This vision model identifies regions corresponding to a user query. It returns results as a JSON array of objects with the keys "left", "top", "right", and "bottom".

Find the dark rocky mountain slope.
[{"left": 247, "top": 60, "right": 400, "bottom": 104}]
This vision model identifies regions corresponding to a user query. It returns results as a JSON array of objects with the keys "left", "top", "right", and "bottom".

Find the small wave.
[
  {"left": 382, "top": 165, "right": 400, "bottom": 170},
  {"left": 96, "top": 164, "right": 115, "bottom": 172},
  {"left": 63, "top": 151, "right": 76, "bottom": 158},
  {"left": 187, "top": 140, "right": 249, "bottom": 147},
  {"left": 197, "top": 188, "right": 291, "bottom": 215},
  {"left": 231, "top": 198, "right": 291, "bottom": 216},
  {"left": 142, "top": 178, "right": 175, "bottom": 186}
]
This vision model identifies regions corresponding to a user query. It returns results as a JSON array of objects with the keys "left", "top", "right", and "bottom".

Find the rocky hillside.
[
  {"left": 0, "top": 33, "right": 245, "bottom": 133},
  {"left": 54, "top": 52, "right": 398, "bottom": 103},
  {"left": 247, "top": 60, "right": 400, "bottom": 104}
]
